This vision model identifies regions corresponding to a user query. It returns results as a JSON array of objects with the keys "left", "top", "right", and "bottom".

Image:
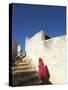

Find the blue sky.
[{"left": 12, "top": 3, "right": 66, "bottom": 49}]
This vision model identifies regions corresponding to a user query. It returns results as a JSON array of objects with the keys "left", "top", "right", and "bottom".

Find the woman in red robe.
[{"left": 38, "top": 58, "right": 46, "bottom": 82}]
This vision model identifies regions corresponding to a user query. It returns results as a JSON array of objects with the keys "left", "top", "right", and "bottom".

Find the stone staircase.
[{"left": 10, "top": 57, "right": 42, "bottom": 86}]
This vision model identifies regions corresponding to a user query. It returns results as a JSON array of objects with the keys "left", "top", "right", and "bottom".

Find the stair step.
[
  {"left": 16, "top": 64, "right": 30, "bottom": 67},
  {"left": 17, "top": 79, "right": 41, "bottom": 86},
  {"left": 12, "top": 68, "right": 36, "bottom": 74},
  {"left": 15, "top": 63, "right": 30, "bottom": 67},
  {"left": 16, "top": 59, "right": 31, "bottom": 64},
  {"left": 12, "top": 65, "right": 32, "bottom": 71},
  {"left": 19, "top": 62, "right": 29, "bottom": 65},
  {"left": 17, "top": 62, "right": 29, "bottom": 65},
  {"left": 13, "top": 73, "right": 39, "bottom": 82},
  {"left": 12, "top": 70, "right": 37, "bottom": 76},
  {"left": 15, "top": 60, "right": 30, "bottom": 64}
]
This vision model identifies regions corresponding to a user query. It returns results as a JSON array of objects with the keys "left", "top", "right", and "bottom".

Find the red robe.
[{"left": 38, "top": 58, "right": 46, "bottom": 81}]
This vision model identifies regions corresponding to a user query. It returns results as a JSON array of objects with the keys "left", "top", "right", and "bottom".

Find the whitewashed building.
[{"left": 25, "top": 31, "right": 66, "bottom": 84}]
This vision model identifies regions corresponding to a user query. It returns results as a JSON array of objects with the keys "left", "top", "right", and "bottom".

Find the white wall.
[{"left": 25, "top": 31, "right": 66, "bottom": 84}]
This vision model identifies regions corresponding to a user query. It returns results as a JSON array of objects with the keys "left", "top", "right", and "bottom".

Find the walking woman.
[{"left": 38, "top": 58, "right": 46, "bottom": 82}]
